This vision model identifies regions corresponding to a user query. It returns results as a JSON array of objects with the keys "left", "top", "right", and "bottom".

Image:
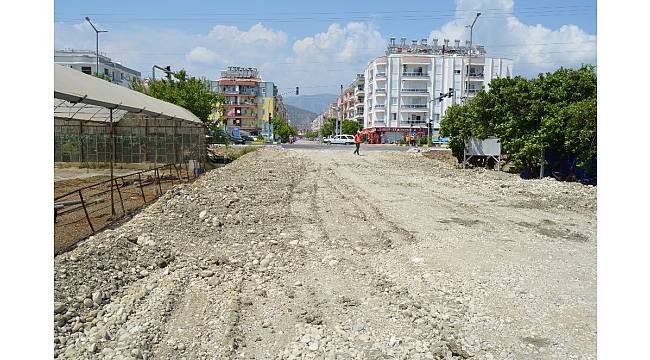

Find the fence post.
[
  {"left": 174, "top": 164, "right": 181, "bottom": 183},
  {"left": 138, "top": 173, "right": 146, "bottom": 203},
  {"left": 114, "top": 179, "right": 126, "bottom": 214},
  {"left": 156, "top": 168, "right": 163, "bottom": 194},
  {"left": 78, "top": 190, "right": 95, "bottom": 234}
]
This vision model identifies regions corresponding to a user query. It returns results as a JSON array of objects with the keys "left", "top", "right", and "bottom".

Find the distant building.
[
  {"left": 210, "top": 66, "right": 287, "bottom": 138},
  {"left": 311, "top": 113, "right": 328, "bottom": 132},
  {"left": 211, "top": 66, "right": 261, "bottom": 135},
  {"left": 274, "top": 93, "right": 288, "bottom": 123},
  {"left": 352, "top": 74, "right": 365, "bottom": 128},
  {"left": 54, "top": 49, "right": 141, "bottom": 88},
  {"left": 362, "top": 37, "right": 513, "bottom": 144}
]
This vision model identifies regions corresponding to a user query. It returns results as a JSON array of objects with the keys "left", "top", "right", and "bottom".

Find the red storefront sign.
[{"left": 372, "top": 127, "right": 426, "bottom": 132}]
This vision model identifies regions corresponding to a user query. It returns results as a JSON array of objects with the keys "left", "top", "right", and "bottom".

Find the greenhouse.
[{"left": 54, "top": 64, "right": 206, "bottom": 165}]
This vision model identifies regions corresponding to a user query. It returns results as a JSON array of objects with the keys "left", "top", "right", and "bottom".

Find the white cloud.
[
  {"left": 54, "top": 1, "right": 596, "bottom": 95},
  {"left": 186, "top": 47, "right": 219, "bottom": 65},
  {"left": 206, "top": 23, "right": 287, "bottom": 46},
  {"left": 292, "top": 22, "right": 384, "bottom": 62},
  {"left": 285, "top": 22, "right": 386, "bottom": 91},
  {"left": 428, "top": 0, "right": 596, "bottom": 76}
]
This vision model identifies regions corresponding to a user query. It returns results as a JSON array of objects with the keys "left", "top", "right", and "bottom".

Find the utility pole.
[
  {"left": 85, "top": 17, "right": 108, "bottom": 77},
  {"left": 466, "top": 12, "right": 481, "bottom": 102},
  {"left": 109, "top": 108, "right": 115, "bottom": 216},
  {"left": 337, "top": 84, "right": 343, "bottom": 135}
]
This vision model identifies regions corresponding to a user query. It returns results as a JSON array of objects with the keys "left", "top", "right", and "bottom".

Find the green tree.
[
  {"left": 341, "top": 119, "right": 361, "bottom": 135},
  {"left": 320, "top": 118, "right": 337, "bottom": 137},
  {"left": 304, "top": 130, "right": 318, "bottom": 139},
  {"left": 271, "top": 118, "right": 297, "bottom": 142},
  {"left": 440, "top": 65, "right": 596, "bottom": 178},
  {"left": 130, "top": 71, "right": 224, "bottom": 134}
]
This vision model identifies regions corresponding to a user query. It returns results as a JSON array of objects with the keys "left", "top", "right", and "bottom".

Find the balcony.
[
  {"left": 402, "top": 72, "right": 429, "bottom": 79},
  {"left": 401, "top": 89, "right": 428, "bottom": 96},
  {"left": 224, "top": 103, "right": 256, "bottom": 107},
  {"left": 467, "top": 73, "right": 484, "bottom": 81},
  {"left": 401, "top": 104, "right": 428, "bottom": 109},
  {"left": 376, "top": 72, "right": 386, "bottom": 78},
  {"left": 402, "top": 120, "right": 427, "bottom": 126},
  {"left": 376, "top": 88, "right": 386, "bottom": 93},
  {"left": 374, "top": 104, "right": 386, "bottom": 111}
]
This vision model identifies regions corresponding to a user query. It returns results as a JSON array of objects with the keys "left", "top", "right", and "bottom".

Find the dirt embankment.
[{"left": 54, "top": 148, "right": 596, "bottom": 359}]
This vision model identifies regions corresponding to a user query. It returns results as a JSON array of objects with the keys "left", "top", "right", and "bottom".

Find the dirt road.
[{"left": 54, "top": 147, "right": 596, "bottom": 359}]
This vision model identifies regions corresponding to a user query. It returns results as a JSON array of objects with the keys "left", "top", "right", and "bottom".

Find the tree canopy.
[
  {"left": 271, "top": 118, "right": 297, "bottom": 142},
  {"left": 130, "top": 70, "right": 224, "bottom": 133},
  {"left": 342, "top": 119, "right": 362, "bottom": 135},
  {"left": 440, "top": 65, "right": 596, "bottom": 178},
  {"left": 319, "top": 118, "right": 337, "bottom": 137}
]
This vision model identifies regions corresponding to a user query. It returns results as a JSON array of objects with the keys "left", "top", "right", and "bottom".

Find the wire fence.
[{"left": 54, "top": 163, "right": 204, "bottom": 255}]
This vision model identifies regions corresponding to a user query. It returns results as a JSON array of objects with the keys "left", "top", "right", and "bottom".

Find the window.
[
  {"left": 104, "top": 68, "right": 109, "bottom": 76},
  {"left": 121, "top": 73, "right": 124, "bottom": 80},
  {"left": 391, "top": 113, "right": 397, "bottom": 120},
  {"left": 454, "top": 69, "right": 461, "bottom": 74},
  {"left": 390, "top": 97, "right": 398, "bottom": 105},
  {"left": 81, "top": 66, "right": 91, "bottom": 75}
]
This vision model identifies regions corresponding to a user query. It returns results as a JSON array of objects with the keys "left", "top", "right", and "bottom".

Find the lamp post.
[
  {"left": 465, "top": 12, "right": 481, "bottom": 102},
  {"left": 85, "top": 17, "right": 108, "bottom": 77}
]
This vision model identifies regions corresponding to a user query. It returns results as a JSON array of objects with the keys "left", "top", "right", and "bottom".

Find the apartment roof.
[{"left": 54, "top": 64, "right": 201, "bottom": 124}]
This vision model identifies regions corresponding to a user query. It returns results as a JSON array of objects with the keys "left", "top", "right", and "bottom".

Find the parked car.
[
  {"left": 323, "top": 136, "right": 332, "bottom": 144},
  {"left": 242, "top": 135, "right": 256, "bottom": 142},
  {"left": 229, "top": 135, "right": 245, "bottom": 144},
  {"left": 207, "top": 128, "right": 229, "bottom": 145},
  {"left": 329, "top": 135, "right": 355, "bottom": 145}
]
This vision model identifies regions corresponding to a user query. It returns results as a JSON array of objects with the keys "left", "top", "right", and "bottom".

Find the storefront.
[{"left": 361, "top": 127, "right": 428, "bottom": 144}]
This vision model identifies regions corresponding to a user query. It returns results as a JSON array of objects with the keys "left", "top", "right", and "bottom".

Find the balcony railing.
[
  {"left": 402, "top": 72, "right": 429, "bottom": 77},
  {"left": 402, "top": 88, "right": 428, "bottom": 93},
  {"left": 376, "top": 72, "right": 386, "bottom": 77},
  {"left": 376, "top": 88, "right": 386, "bottom": 92},
  {"left": 401, "top": 104, "right": 428, "bottom": 109},
  {"left": 403, "top": 120, "right": 427, "bottom": 126},
  {"left": 374, "top": 104, "right": 386, "bottom": 110}
]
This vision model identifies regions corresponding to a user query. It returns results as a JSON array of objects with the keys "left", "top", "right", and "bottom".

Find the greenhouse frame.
[{"left": 54, "top": 64, "right": 206, "bottom": 166}]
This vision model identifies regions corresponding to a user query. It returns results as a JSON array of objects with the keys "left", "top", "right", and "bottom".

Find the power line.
[{"left": 54, "top": 6, "right": 596, "bottom": 24}]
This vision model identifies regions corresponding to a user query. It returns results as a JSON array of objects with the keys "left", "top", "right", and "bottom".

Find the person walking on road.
[{"left": 353, "top": 131, "right": 362, "bottom": 155}]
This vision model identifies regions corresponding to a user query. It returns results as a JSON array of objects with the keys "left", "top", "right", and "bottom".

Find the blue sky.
[{"left": 54, "top": 0, "right": 597, "bottom": 95}]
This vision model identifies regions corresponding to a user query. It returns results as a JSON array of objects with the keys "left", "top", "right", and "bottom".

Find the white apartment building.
[
  {"left": 55, "top": 49, "right": 141, "bottom": 88},
  {"left": 352, "top": 74, "right": 365, "bottom": 127},
  {"left": 363, "top": 37, "right": 512, "bottom": 143}
]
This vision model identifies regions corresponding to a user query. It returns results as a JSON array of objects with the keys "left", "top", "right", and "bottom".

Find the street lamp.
[
  {"left": 465, "top": 12, "right": 481, "bottom": 102},
  {"left": 85, "top": 17, "right": 108, "bottom": 77}
]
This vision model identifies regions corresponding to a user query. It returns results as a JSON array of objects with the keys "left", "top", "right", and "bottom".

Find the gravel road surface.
[{"left": 54, "top": 147, "right": 596, "bottom": 359}]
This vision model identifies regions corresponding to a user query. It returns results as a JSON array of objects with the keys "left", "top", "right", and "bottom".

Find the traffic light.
[
  {"left": 448, "top": 88, "right": 454, "bottom": 97},
  {"left": 165, "top": 66, "right": 171, "bottom": 80},
  {"left": 296, "top": 86, "right": 299, "bottom": 95}
]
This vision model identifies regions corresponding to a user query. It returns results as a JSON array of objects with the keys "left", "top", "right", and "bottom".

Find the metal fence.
[{"left": 54, "top": 163, "right": 203, "bottom": 255}]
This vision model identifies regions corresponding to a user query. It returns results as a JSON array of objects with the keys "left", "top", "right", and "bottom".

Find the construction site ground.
[{"left": 53, "top": 146, "right": 596, "bottom": 359}]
